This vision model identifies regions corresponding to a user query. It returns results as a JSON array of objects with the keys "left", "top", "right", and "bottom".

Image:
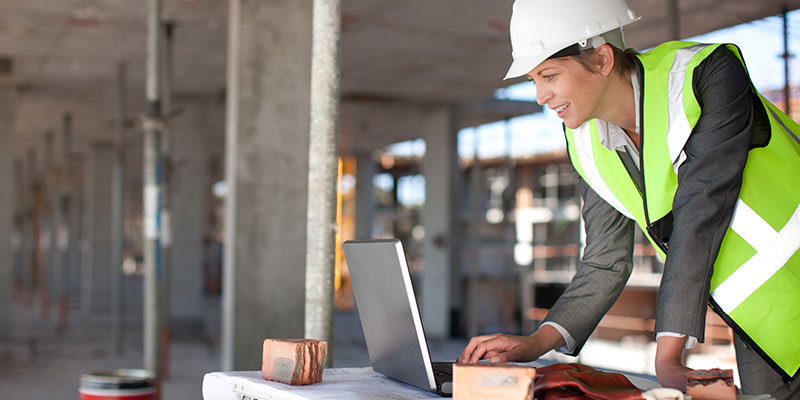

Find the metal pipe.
[
  {"left": 158, "top": 20, "right": 174, "bottom": 378},
  {"left": 57, "top": 112, "right": 72, "bottom": 332},
  {"left": 0, "top": 89, "right": 13, "bottom": 338},
  {"left": 782, "top": 6, "right": 791, "bottom": 116},
  {"left": 144, "top": 0, "right": 164, "bottom": 387},
  {"left": 503, "top": 121, "right": 516, "bottom": 331},
  {"left": 468, "top": 128, "right": 481, "bottom": 339},
  {"left": 304, "top": 0, "right": 341, "bottom": 366},
  {"left": 221, "top": 0, "right": 241, "bottom": 372},
  {"left": 669, "top": 0, "right": 680, "bottom": 40},
  {"left": 71, "top": 153, "right": 86, "bottom": 313},
  {"left": 43, "top": 131, "right": 55, "bottom": 318},
  {"left": 14, "top": 158, "right": 23, "bottom": 300},
  {"left": 25, "top": 147, "right": 37, "bottom": 307},
  {"left": 111, "top": 63, "right": 127, "bottom": 356}
]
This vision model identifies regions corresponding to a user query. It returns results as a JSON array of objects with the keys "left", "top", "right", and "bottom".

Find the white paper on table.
[
  {"left": 202, "top": 368, "right": 441, "bottom": 400},
  {"left": 202, "top": 366, "right": 775, "bottom": 400}
]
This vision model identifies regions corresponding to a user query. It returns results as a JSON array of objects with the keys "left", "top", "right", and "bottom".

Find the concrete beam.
[{"left": 339, "top": 98, "right": 542, "bottom": 156}]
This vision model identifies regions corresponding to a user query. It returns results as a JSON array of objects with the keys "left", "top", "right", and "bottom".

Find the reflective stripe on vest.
[
  {"left": 665, "top": 44, "right": 705, "bottom": 173},
  {"left": 565, "top": 41, "right": 800, "bottom": 378},
  {"left": 714, "top": 200, "right": 800, "bottom": 312},
  {"left": 571, "top": 120, "right": 634, "bottom": 220}
]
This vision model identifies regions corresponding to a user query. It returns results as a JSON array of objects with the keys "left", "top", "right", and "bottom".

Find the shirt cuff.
[
  {"left": 540, "top": 321, "right": 577, "bottom": 354},
  {"left": 655, "top": 332, "right": 698, "bottom": 349}
]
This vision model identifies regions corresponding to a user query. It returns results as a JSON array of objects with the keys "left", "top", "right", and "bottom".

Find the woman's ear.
[{"left": 596, "top": 44, "right": 615, "bottom": 77}]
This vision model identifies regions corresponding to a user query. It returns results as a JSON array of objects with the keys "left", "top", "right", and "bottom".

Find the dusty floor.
[{"left": 0, "top": 286, "right": 469, "bottom": 399}]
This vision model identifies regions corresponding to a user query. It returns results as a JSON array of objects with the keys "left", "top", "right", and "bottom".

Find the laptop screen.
[{"left": 343, "top": 239, "right": 437, "bottom": 392}]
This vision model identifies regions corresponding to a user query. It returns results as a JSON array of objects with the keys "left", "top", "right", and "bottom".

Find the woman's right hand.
[
  {"left": 457, "top": 325, "right": 565, "bottom": 364},
  {"left": 457, "top": 333, "right": 539, "bottom": 364}
]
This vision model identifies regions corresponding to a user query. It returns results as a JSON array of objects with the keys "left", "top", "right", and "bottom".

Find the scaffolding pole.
[
  {"left": 25, "top": 147, "right": 37, "bottom": 308},
  {"left": 158, "top": 20, "right": 174, "bottom": 379},
  {"left": 782, "top": 6, "right": 792, "bottom": 116},
  {"left": 144, "top": 0, "right": 165, "bottom": 392},
  {"left": 111, "top": 63, "right": 127, "bottom": 356},
  {"left": 669, "top": 0, "right": 680, "bottom": 40},
  {"left": 43, "top": 131, "right": 54, "bottom": 318},
  {"left": 468, "top": 129, "right": 482, "bottom": 339},
  {"left": 305, "top": 0, "right": 341, "bottom": 366},
  {"left": 14, "top": 158, "right": 23, "bottom": 301},
  {"left": 57, "top": 112, "right": 72, "bottom": 332}
]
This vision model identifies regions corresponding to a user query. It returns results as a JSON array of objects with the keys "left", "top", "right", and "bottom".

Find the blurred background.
[{"left": 1, "top": 0, "right": 799, "bottom": 398}]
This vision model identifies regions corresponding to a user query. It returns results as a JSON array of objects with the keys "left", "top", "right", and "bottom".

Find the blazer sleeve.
[
  {"left": 543, "top": 178, "right": 635, "bottom": 355},
  {"left": 654, "top": 46, "right": 757, "bottom": 339}
]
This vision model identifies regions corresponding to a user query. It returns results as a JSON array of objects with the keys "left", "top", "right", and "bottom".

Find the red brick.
[
  {"left": 685, "top": 368, "right": 736, "bottom": 400},
  {"left": 453, "top": 363, "right": 536, "bottom": 400},
  {"left": 261, "top": 339, "right": 327, "bottom": 385}
]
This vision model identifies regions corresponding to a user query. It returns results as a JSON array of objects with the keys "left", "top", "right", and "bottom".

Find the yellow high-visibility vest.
[{"left": 565, "top": 41, "right": 800, "bottom": 379}]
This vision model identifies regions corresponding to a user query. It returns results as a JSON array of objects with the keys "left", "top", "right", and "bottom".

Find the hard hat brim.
[
  {"left": 504, "top": 53, "right": 548, "bottom": 80},
  {"left": 502, "top": 38, "right": 580, "bottom": 80}
]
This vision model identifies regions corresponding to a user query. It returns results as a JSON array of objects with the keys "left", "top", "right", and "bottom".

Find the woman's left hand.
[{"left": 655, "top": 335, "right": 694, "bottom": 391}]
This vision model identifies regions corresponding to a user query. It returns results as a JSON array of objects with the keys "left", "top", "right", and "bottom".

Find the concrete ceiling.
[{"left": 2, "top": 0, "right": 799, "bottom": 162}]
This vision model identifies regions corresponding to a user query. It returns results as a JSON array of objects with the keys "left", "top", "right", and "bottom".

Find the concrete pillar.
[
  {"left": 354, "top": 152, "right": 375, "bottom": 240},
  {"left": 222, "top": 0, "right": 312, "bottom": 370},
  {"left": 85, "top": 141, "right": 114, "bottom": 314},
  {"left": 0, "top": 86, "right": 14, "bottom": 338},
  {"left": 169, "top": 100, "right": 209, "bottom": 331},
  {"left": 420, "top": 107, "right": 458, "bottom": 339}
]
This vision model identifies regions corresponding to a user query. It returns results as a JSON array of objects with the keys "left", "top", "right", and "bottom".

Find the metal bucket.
[{"left": 79, "top": 369, "right": 156, "bottom": 400}]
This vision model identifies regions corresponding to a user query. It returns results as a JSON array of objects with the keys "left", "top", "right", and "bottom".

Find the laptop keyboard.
[
  {"left": 432, "top": 362, "right": 453, "bottom": 383},
  {"left": 431, "top": 362, "right": 453, "bottom": 396}
]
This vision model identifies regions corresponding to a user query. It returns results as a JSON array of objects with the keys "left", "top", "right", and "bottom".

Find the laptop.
[{"left": 343, "top": 239, "right": 454, "bottom": 396}]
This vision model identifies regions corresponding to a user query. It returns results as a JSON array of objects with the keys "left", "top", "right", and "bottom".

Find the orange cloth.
[{"left": 534, "top": 363, "right": 644, "bottom": 400}]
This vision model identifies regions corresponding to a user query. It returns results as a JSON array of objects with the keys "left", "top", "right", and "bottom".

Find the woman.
[{"left": 457, "top": 0, "right": 800, "bottom": 398}]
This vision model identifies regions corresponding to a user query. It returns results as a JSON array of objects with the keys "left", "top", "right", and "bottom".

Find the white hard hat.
[{"left": 504, "top": 0, "right": 640, "bottom": 80}]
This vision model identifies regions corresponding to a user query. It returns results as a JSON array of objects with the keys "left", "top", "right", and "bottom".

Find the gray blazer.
[{"left": 543, "top": 46, "right": 759, "bottom": 355}]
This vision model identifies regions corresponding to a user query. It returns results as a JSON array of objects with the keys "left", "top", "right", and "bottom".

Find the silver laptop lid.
[{"left": 343, "top": 239, "right": 437, "bottom": 392}]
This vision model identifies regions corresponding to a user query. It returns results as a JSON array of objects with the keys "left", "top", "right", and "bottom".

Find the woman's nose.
[{"left": 536, "top": 87, "right": 550, "bottom": 106}]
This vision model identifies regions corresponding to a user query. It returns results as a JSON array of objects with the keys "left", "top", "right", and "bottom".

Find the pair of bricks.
[{"left": 261, "top": 339, "right": 327, "bottom": 386}]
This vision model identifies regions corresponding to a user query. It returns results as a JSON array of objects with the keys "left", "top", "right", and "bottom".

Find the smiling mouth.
[{"left": 554, "top": 102, "right": 570, "bottom": 113}]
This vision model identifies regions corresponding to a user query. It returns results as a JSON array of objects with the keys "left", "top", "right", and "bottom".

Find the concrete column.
[
  {"left": 85, "top": 141, "right": 114, "bottom": 314},
  {"left": 169, "top": 100, "right": 209, "bottom": 331},
  {"left": 0, "top": 86, "right": 14, "bottom": 338},
  {"left": 354, "top": 152, "right": 375, "bottom": 240},
  {"left": 222, "top": 0, "right": 312, "bottom": 370},
  {"left": 420, "top": 107, "right": 458, "bottom": 339}
]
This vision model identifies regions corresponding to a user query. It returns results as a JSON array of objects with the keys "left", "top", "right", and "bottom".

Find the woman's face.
[{"left": 526, "top": 56, "right": 608, "bottom": 129}]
